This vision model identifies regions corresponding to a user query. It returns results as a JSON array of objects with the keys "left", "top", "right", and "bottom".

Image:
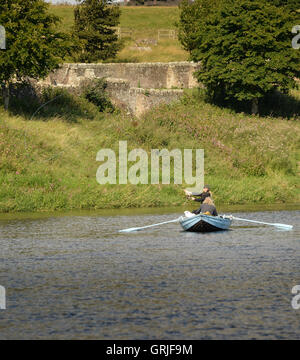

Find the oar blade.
[
  {"left": 119, "top": 227, "right": 140, "bottom": 233},
  {"left": 119, "top": 217, "right": 181, "bottom": 233},
  {"left": 231, "top": 216, "right": 293, "bottom": 230},
  {"left": 274, "top": 223, "right": 293, "bottom": 230}
]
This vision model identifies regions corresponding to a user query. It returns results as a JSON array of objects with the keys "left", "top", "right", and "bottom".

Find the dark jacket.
[
  {"left": 192, "top": 204, "right": 218, "bottom": 216},
  {"left": 192, "top": 191, "right": 211, "bottom": 203}
]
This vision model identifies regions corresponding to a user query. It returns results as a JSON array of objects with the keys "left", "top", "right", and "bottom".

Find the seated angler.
[
  {"left": 184, "top": 185, "right": 218, "bottom": 216},
  {"left": 192, "top": 196, "right": 218, "bottom": 216},
  {"left": 184, "top": 184, "right": 212, "bottom": 203}
]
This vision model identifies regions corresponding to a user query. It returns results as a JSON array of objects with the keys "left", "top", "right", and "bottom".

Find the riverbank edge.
[{"left": 0, "top": 202, "right": 299, "bottom": 221}]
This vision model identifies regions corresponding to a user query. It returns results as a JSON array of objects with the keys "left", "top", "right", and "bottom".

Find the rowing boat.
[
  {"left": 179, "top": 212, "right": 232, "bottom": 232},
  {"left": 119, "top": 211, "right": 292, "bottom": 233}
]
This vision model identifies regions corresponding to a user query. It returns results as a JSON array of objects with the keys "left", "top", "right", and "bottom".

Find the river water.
[{"left": 0, "top": 205, "right": 300, "bottom": 340}]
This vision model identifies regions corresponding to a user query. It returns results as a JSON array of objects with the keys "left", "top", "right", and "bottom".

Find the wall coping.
[
  {"left": 130, "top": 87, "right": 184, "bottom": 94},
  {"left": 58, "top": 61, "right": 199, "bottom": 68}
]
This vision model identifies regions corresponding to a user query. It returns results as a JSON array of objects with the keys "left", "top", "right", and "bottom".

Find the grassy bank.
[
  {"left": 49, "top": 5, "right": 188, "bottom": 62},
  {"left": 0, "top": 89, "right": 299, "bottom": 213}
]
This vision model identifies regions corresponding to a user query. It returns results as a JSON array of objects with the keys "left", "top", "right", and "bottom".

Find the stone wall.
[
  {"left": 105, "top": 78, "right": 184, "bottom": 117},
  {"left": 40, "top": 62, "right": 200, "bottom": 116},
  {"left": 43, "top": 62, "right": 200, "bottom": 89}
]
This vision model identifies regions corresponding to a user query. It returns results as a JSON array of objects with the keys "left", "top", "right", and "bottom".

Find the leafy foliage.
[
  {"left": 73, "top": 0, "right": 123, "bottom": 62},
  {"left": 177, "top": 0, "right": 222, "bottom": 53},
  {"left": 178, "top": 0, "right": 300, "bottom": 112},
  {"left": 81, "top": 78, "right": 114, "bottom": 112},
  {"left": 269, "top": 0, "right": 300, "bottom": 12},
  {"left": 0, "top": 0, "right": 70, "bottom": 109}
]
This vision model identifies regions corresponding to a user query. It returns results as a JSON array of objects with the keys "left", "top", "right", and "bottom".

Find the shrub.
[{"left": 81, "top": 78, "right": 114, "bottom": 113}]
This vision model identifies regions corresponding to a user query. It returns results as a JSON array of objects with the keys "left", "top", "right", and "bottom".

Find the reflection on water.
[{"left": 0, "top": 207, "right": 300, "bottom": 339}]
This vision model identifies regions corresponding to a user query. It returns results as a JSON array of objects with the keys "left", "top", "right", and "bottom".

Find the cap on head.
[{"left": 204, "top": 185, "right": 210, "bottom": 190}]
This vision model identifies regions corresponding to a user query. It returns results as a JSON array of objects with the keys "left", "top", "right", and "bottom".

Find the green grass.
[
  {"left": 48, "top": 4, "right": 188, "bottom": 62},
  {"left": 50, "top": 4, "right": 75, "bottom": 32},
  {"left": 49, "top": 5, "right": 180, "bottom": 32},
  {"left": 121, "top": 6, "right": 179, "bottom": 30},
  {"left": 0, "top": 88, "right": 299, "bottom": 213}
]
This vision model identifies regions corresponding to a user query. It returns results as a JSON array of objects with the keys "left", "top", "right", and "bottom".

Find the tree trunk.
[
  {"left": 251, "top": 98, "right": 258, "bottom": 115},
  {"left": 3, "top": 82, "right": 10, "bottom": 111}
]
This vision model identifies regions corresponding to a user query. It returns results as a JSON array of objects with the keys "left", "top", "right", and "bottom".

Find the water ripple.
[{"left": 0, "top": 209, "right": 300, "bottom": 339}]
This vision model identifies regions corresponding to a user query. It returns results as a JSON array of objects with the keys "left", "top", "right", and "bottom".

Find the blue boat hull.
[{"left": 179, "top": 214, "right": 232, "bottom": 232}]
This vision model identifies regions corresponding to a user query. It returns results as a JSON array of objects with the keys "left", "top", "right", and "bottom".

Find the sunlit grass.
[
  {"left": 0, "top": 88, "right": 299, "bottom": 212},
  {"left": 49, "top": 4, "right": 188, "bottom": 62},
  {"left": 116, "top": 39, "right": 188, "bottom": 63}
]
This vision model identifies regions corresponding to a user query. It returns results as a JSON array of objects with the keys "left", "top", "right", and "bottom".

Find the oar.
[
  {"left": 231, "top": 216, "right": 293, "bottom": 230},
  {"left": 119, "top": 217, "right": 181, "bottom": 233}
]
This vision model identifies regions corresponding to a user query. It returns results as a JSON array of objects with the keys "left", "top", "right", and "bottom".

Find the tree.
[
  {"left": 269, "top": 0, "right": 300, "bottom": 12},
  {"left": 178, "top": 0, "right": 222, "bottom": 53},
  {"left": 0, "top": 0, "right": 70, "bottom": 110},
  {"left": 178, "top": 0, "right": 300, "bottom": 114},
  {"left": 73, "top": 0, "right": 122, "bottom": 63}
]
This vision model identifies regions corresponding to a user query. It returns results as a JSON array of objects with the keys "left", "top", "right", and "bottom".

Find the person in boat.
[
  {"left": 184, "top": 185, "right": 212, "bottom": 203},
  {"left": 192, "top": 196, "right": 218, "bottom": 216}
]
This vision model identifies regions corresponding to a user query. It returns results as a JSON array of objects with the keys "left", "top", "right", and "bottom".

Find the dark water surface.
[{"left": 0, "top": 206, "right": 300, "bottom": 339}]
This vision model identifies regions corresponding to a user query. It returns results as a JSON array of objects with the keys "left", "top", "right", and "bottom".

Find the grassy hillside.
[
  {"left": 0, "top": 89, "right": 299, "bottom": 213},
  {"left": 49, "top": 5, "right": 188, "bottom": 62},
  {"left": 49, "top": 5, "right": 180, "bottom": 32}
]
